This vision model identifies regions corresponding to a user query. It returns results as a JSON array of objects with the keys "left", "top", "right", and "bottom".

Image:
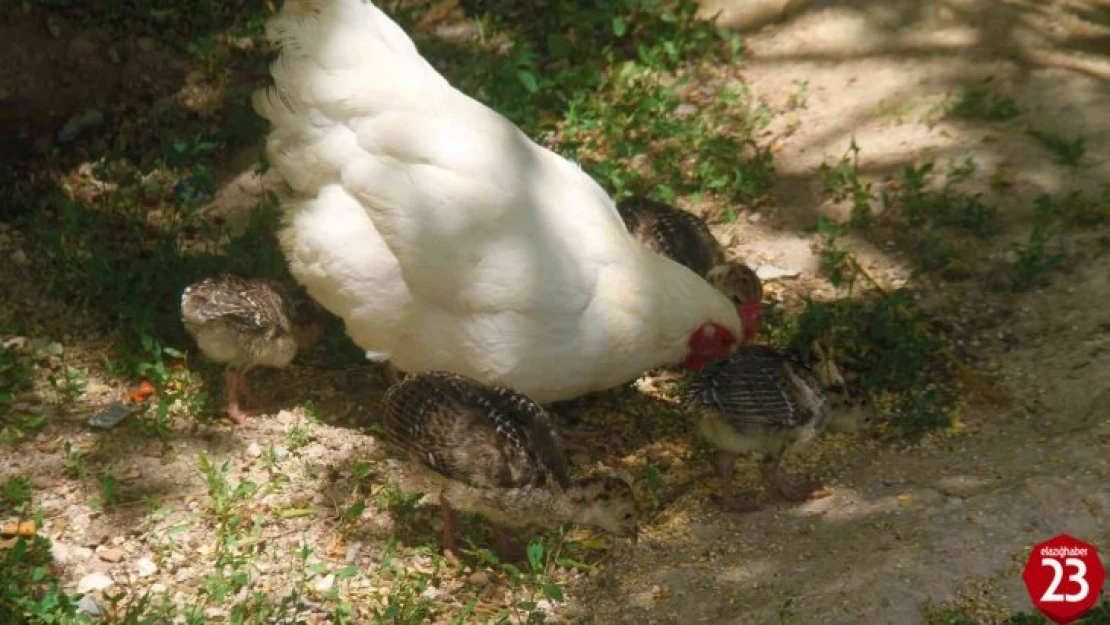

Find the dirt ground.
[
  {"left": 573, "top": 1, "right": 1110, "bottom": 623},
  {"left": 1, "top": 0, "right": 1109, "bottom": 623}
]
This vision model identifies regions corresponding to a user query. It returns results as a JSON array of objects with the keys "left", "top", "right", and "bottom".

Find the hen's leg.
[
  {"left": 225, "top": 368, "right": 248, "bottom": 425},
  {"left": 762, "top": 449, "right": 830, "bottom": 502},
  {"left": 712, "top": 451, "right": 759, "bottom": 512}
]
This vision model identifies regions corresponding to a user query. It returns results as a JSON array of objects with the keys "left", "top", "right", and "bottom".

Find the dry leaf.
[{"left": 415, "top": 0, "right": 461, "bottom": 31}]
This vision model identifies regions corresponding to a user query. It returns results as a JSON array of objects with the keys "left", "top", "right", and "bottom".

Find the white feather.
[{"left": 255, "top": 0, "right": 742, "bottom": 402}]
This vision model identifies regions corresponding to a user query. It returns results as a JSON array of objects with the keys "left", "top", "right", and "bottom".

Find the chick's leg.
[
  {"left": 440, "top": 493, "right": 460, "bottom": 563},
  {"left": 761, "top": 448, "right": 830, "bottom": 502},
  {"left": 491, "top": 525, "right": 525, "bottom": 562},
  {"left": 712, "top": 451, "right": 759, "bottom": 513},
  {"left": 238, "top": 367, "right": 275, "bottom": 408},
  {"left": 225, "top": 368, "right": 249, "bottom": 425}
]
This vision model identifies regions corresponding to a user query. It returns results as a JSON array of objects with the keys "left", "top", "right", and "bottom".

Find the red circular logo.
[{"left": 1022, "top": 534, "right": 1106, "bottom": 624}]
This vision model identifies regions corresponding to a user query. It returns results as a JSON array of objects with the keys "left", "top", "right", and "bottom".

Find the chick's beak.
[{"left": 630, "top": 526, "right": 639, "bottom": 545}]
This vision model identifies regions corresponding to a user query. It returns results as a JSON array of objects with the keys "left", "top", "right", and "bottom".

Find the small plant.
[
  {"left": 0, "top": 475, "right": 32, "bottom": 512},
  {"left": 1034, "top": 190, "right": 1110, "bottom": 228},
  {"left": 946, "top": 82, "right": 1019, "bottom": 122},
  {"left": 1029, "top": 129, "right": 1086, "bottom": 166},
  {"left": 372, "top": 545, "right": 437, "bottom": 624},
  {"left": 818, "top": 139, "right": 873, "bottom": 226},
  {"left": 1009, "top": 227, "right": 1064, "bottom": 292},
  {"left": 62, "top": 440, "right": 89, "bottom": 480},
  {"left": 48, "top": 364, "right": 87, "bottom": 406},
  {"left": 89, "top": 472, "right": 121, "bottom": 511}
]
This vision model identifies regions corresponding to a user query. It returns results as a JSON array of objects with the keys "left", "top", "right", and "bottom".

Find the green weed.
[{"left": 946, "top": 82, "right": 1020, "bottom": 122}]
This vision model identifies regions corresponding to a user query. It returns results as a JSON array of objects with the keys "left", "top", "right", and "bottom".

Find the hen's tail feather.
[{"left": 253, "top": 0, "right": 447, "bottom": 123}]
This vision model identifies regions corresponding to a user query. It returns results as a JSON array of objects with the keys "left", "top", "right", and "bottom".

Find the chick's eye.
[{"left": 623, "top": 512, "right": 634, "bottom": 520}]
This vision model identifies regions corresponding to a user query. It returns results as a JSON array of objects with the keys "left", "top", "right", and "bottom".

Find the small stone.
[
  {"left": 313, "top": 574, "right": 335, "bottom": 593},
  {"left": 273, "top": 445, "right": 290, "bottom": 460},
  {"left": 345, "top": 543, "right": 361, "bottom": 563},
  {"left": 77, "top": 572, "right": 113, "bottom": 593},
  {"left": 246, "top": 442, "right": 263, "bottom": 458},
  {"left": 51, "top": 541, "right": 93, "bottom": 567},
  {"left": 468, "top": 571, "right": 490, "bottom": 587},
  {"left": 97, "top": 546, "right": 125, "bottom": 563},
  {"left": 755, "top": 264, "right": 801, "bottom": 281},
  {"left": 150, "top": 583, "right": 167, "bottom": 594},
  {"left": 136, "top": 556, "right": 158, "bottom": 577},
  {"left": 136, "top": 37, "right": 155, "bottom": 52},
  {"left": 421, "top": 586, "right": 441, "bottom": 600},
  {"left": 673, "top": 103, "right": 699, "bottom": 118},
  {"left": 10, "top": 249, "right": 28, "bottom": 266},
  {"left": 108, "top": 47, "right": 122, "bottom": 64},
  {"left": 175, "top": 568, "right": 194, "bottom": 582},
  {"left": 0, "top": 88, "right": 9, "bottom": 101},
  {"left": 76, "top": 594, "right": 105, "bottom": 616}
]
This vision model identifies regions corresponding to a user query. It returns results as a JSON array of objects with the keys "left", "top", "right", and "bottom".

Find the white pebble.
[
  {"left": 77, "top": 572, "right": 114, "bottom": 593},
  {"left": 314, "top": 574, "right": 335, "bottom": 593},
  {"left": 136, "top": 557, "right": 158, "bottom": 577}
]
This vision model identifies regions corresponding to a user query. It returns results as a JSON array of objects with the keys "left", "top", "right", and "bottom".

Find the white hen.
[{"left": 253, "top": 0, "right": 744, "bottom": 403}]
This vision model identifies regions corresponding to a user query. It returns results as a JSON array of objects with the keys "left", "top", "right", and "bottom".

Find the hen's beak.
[{"left": 630, "top": 526, "right": 639, "bottom": 545}]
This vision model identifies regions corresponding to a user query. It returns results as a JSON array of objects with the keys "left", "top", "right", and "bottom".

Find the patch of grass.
[
  {"left": 1008, "top": 226, "right": 1064, "bottom": 292},
  {"left": 0, "top": 346, "right": 45, "bottom": 444},
  {"left": 924, "top": 599, "right": 1110, "bottom": 625},
  {"left": 946, "top": 81, "right": 1020, "bottom": 122},
  {"left": 400, "top": 0, "right": 774, "bottom": 208},
  {"left": 1029, "top": 129, "right": 1086, "bottom": 166},
  {"left": 0, "top": 475, "right": 32, "bottom": 513},
  {"left": 820, "top": 143, "right": 999, "bottom": 276},
  {"left": 1035, "top": 189, "right": 1110, "bottom": 228}
]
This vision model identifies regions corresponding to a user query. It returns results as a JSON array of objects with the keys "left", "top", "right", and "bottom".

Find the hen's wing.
[
  {"left": 258, "top": 0, "right": 630, "bottom": 317},
  {"left": 381, "top": 372, "right": 570, "bottom": 489}
]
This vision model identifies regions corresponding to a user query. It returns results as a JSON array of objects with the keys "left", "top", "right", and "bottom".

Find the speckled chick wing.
[
  {"left": 683, "top": 346, "right": 829, "bottom": 449},
  {"left": 381, "top": 372, "right": 571, "bottom": 491},
  {"left": 616, "top": 197, "right": 724, "bottom": 277},
  {"left": 180, "top": 274, "right": 299, "bottom": 368}
]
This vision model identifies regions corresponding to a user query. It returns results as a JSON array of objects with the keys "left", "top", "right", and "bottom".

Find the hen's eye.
[{"left": 622, "top": 512, "right": 634, "bottom": 520}]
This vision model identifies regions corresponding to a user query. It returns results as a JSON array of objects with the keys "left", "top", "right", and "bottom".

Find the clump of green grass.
[
  {"left": 1028, "top": 128, "right": 1086, "bottom": 166},
  {"left": 820, "top": 143, "right": 998, "bottom": 275},
  {"left": 1008, "top": 226, "right": 1064, "bottom": 292},
  {"left": 0, "top": 346, "right": 45, "bottom": 444},
  {"left": 1034, "top": 188, "right": 1110, "bottom": 228},
  {"left": 401, "top": 0, "right": 774, "bottom": 206},
  {"left": 946, "top": 81, "right": 1020, "bottom": 122}
]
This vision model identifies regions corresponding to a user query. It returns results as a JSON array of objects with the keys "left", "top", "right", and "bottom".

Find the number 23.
[{"left": 1041, "top": 557, "right": 1090, "bottom": 603}]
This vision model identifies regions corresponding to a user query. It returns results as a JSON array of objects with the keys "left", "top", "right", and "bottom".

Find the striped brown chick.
[
  {"left": 683, "top": 344, "right": 872, "bottom": 513},
  {"left": 181, "top": 274, "right": 323, "bottom": 425},
  {"left": 380, "top": 371, "right": 639, "bottom": 558},
  {"left": 616, "top": 196, "right": 763, "bottom": 341}
]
